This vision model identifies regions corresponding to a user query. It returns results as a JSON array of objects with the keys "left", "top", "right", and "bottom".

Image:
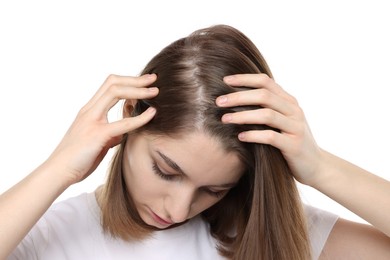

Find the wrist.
[
  {"left": 308, "top": 149, "right": 343, "bottom": 191},
  {"left": 38, "top": 159, "right": 77, "bottom": 191},
  {"left": 302, "top": 148, "right": 333, "bottom": 189}
]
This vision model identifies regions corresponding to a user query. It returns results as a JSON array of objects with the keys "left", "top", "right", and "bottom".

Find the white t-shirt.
[{"left": 8, "top": 192, "right": 338, "bottom": 260}]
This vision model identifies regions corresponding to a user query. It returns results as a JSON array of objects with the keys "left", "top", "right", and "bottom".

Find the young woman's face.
[{"left": 122, "top": 131, "right": 244, "bottom": 229}]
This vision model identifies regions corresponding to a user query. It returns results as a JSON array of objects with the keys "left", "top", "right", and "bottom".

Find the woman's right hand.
[
  {"left": 46, "top": 74, "right": 159, "bottom": 184},
  {"left": 1, "top": 74, "right": 158, "bottom": 259}
]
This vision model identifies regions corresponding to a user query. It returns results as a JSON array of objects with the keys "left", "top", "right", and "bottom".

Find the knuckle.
[
  {"left": 292, "top": 105, "right": 304, "bottom": 117},
  {"left": 257, "top": 73, "right": 271, "bottom": 84},
  {"left": 124, "top": 118, "right": 137, "bottom": 130},
  {"left": 264, "top": 130, "right": 277, "bottom": 143},
  {"left": 290, "top": 95, "right": 299, "bottom": 105},
  {"left": 107, "top": 84, "right": 121, "bottom": 96},
  {"left": 256, "top": 89, "right": 270, "bottom": 102},
  {"left": 129, "top": 115, "right": 147, "bottom": 129},
  {"left": 231, "top": 92, "right": 242, "bottom": 103},
  {"left": 106, "top": 74, "right": 119, "bottom": 85},
  {"left": 261, "top": 108, "right": 275, "bottom": 122},
  {"left": 78, "top": 105, "right": 88, "bottom": 115},
  {"left": 128, "top": 75, "right": 142, "bottom": 85}
]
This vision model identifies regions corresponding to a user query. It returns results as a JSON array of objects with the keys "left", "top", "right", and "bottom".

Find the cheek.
[{"left": 124, "top": 161, "right": 166, "bottom": 201}]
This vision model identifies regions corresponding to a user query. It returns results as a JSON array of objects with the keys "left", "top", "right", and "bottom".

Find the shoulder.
[
  {"left": 43, "top": 192, "right": 101, "bottom": 240},
  {"left": 304, "top": 205, "right": 390, "bottom": 259},
  {"left": 303, "top": 204, "right": 339, "bottom": 259},
  {"left": 320, "top": 217, "right": 390, "bottom": 259},
  {"left": 35, "top": 192, "right": 100, "bottom": 235},
  {"left": 48, "top": 192, "right": 99, "bottom": 220},
  {"left": 8, "top": 192, "right": 102, "bottom": 260}
]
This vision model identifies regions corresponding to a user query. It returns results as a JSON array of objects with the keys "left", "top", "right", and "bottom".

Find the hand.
[
  {"left": 46, "top": 74, "right": 158, "bottom": 184},
  {"left": 216, "top": 73, "right": 323, "bottom": 186}
]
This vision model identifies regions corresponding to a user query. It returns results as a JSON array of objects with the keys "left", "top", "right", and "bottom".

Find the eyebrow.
[
  {"left": 156, "top": 150, "right": 238, "bottom": 188},
  {"left": 157, "top": 151, "right": 185, "bottom": 175}
]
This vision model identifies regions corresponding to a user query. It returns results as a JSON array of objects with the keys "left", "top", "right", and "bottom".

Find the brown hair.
[{"left": 100, "top": 24, "right": 311, "bottom": 259}]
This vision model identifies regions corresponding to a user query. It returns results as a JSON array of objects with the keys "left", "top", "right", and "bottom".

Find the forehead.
[{"left": 144, "top": 131, "right": 244, "bottom": 186}]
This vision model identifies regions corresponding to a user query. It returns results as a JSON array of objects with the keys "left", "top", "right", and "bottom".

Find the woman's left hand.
[
  {"left": 216, "top": 73, "right": 323, "bottom": 186},
  {"left": 217, "top": 74, "right": 390, "bottom": 245}
]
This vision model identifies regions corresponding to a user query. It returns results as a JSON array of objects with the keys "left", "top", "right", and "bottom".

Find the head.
[{"left": 100, "top": 25, "right": 311, "bottom": 259}]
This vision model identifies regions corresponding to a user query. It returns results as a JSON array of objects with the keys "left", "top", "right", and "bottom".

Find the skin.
[
  {"left": 1, "top": 73, "right": 390, "bottom": 259},
  {"left": 122, "top": 132, "right": 244, "bottom": 227},
  {"left": 217, "top": 74, "right": 390, "bottom": 258},
  {"left": 0, "top": 74, "right": 160, "bottom": 258}
]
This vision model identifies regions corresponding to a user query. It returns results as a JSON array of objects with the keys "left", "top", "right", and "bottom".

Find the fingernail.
[
  {"left": 222, "top": 114, "right": 232, "bottom": 122},
  {"left": 216, "top": 96, "right": 227, "bottom": 105},
  {"left": 147, "top": 107, "right": 156, "bottom": 114},
  {"left": 238, "top": 132, "right": 246, "bottom": 140},
  {"left": 148, "top": 87, "right": 158, "bottom": 92},
  {"left": 146, "top": 74, "right": 156, "bottom": 79},
  {"left": 224, "top": 75, "right": 235, "bottom": 83}
]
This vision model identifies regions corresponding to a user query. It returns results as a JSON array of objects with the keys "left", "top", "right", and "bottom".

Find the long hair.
[{"left": 100, "top": 24, "right": 311, "bottom": 259}]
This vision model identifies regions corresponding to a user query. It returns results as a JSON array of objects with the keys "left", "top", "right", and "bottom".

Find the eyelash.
[
  {"left": 151, "top": 162, "right": 226, "bottom": 198},
  {"left": 152, "top": 162, "right": 175, "bottom": 181},
  {"left": 203, "top": 189, "right": 225, "bottom": 198}
]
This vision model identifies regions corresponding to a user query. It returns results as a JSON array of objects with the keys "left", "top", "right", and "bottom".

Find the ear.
[{"left": 123, "top": 99, "right": 137, "bottom": 118}]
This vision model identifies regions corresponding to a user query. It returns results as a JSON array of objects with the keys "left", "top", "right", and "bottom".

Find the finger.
[
  {"left": 222, "top": 108, "right": 297, "bottom": 134},
  {"left": 84, "top": 74, "right": 157, "bottom": 111},
  {"left": 223, "top": 74, "right": 296, "bottom": 103},
  {"left": 216, "top": 88, "right": 296, "bottom": 116},
  {"left": 106, "top": 106, "right": 157, "bottom": 137},
  {"left": 237, "top": 129, "right": 288, "bottom": 151},
  {"left": 92, "top": 84, "right": 159, "bottom": 116}
]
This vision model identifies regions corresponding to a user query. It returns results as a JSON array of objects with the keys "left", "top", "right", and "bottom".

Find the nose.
[{"left": 165, "top": 186, "right": 195, "bottom": 223}]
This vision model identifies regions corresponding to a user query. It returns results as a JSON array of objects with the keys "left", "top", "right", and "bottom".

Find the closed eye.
[
  {"left": 152, "top": 161, "right": 230, "bottom": 198},
  {"left": 152, "top": 162, "right": 175, "bottom": 181},
  {"left": 202, "top": 188, "right": 228, "bottom": 198}
]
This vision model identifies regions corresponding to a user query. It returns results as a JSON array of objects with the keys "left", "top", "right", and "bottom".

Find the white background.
[{"left": 1, "top": 1, "right": 389, "bottom": 224}]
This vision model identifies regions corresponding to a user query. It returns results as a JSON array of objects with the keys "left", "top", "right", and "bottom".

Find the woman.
[{"left": 2, "top": 24, "right": 390, "bottom": 259}]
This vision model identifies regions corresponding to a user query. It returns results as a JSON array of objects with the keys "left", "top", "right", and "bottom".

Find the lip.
[{"left": 149, "top": 208, "right": 174, "bottom": 227}]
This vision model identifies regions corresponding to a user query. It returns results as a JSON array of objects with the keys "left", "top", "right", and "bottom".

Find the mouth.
[{"left": 148, "top": 208, "right": 174, "bottom": 227}]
